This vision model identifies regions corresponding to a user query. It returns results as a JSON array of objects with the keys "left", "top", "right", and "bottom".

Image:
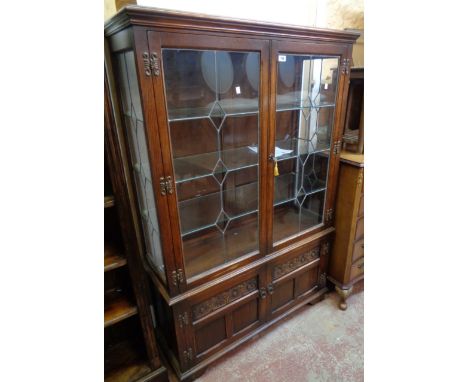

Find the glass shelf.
[
  {"left": 179, "top": 180, "right": 258, "bottom": 237},
  {"left": 174, "top": 145, "right": 259, "bottom": 184},
  {"left": 168, "top": 99, "right": 259, "bottom": 122},
  {"left": 273, "top": 172, "right": 327, "bottom": 207},
  {"left": 276, "top": 93, "right": 336, "bottom": 112},
  {"left": 275, "top": 138, "right": 331, "bottom": 162}
]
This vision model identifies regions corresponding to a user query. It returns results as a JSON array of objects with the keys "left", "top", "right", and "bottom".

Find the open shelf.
[
  {"left": 105, "top": 331, "right": 151, "bottom": 382},
  {"left": 105, "top": 195, "right": 115, "bottom": 208},
  {"left": 105, "top": 242, "right": 127, "bottom": 272},
  {"left": 105, "top": 289, "right": 138, "bottom": 328}
]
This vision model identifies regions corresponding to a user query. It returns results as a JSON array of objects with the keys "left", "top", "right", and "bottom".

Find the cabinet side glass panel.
[
  {"left": 162, "top": 49, "right": 260, "bottom": 279},
  {"left": 273, "top": 55, "right": 339, "bottom": 244},
  {"left": 115, "top": 51, "right": 166, "bottom": 283}
]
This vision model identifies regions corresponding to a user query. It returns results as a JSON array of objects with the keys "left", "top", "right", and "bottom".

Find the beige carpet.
[{"left": 168, "top": 290, "right": 364, "bottom": 382}]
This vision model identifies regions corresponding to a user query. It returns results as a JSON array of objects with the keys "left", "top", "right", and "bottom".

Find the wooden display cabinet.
[{"left": 105, "top": 6, "right": 358, "bottom": 380}]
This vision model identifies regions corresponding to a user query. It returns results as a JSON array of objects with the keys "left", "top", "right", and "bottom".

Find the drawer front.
[
  {"left": 184, "top": 269, "right": 265, "bottom": 367},
  {"left": 355, "top": 217, "right": 364, "bottom": 241},
  {"left": 351, "top": 238, "right": 364, "bottom": 263},
  {"left": 358, "top": 194, "right": 364, "bottom": 217},
  {"left": 350, "top": 257, "right": 364, "bottom": 281}
]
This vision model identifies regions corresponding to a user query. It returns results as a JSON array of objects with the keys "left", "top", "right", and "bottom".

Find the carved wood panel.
[
  {"left": 272, "top": 248, "right": 320, "bottom": 280},
  {"left": 192, "top": 278, "right": 258, "bottom": 321}
]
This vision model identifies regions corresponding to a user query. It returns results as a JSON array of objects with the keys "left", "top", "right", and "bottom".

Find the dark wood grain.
[
  {"left": 105, "top": 289, "right": 138, "bottom": 327},
  {"left": 105, "top": 242, "right": 128, "bottom": 272},
  {"left": 105, "top": 60, "right": 165, "bottom": 374},
  {"left": 105, "top": 7, "right": 358, "bottom": 380}
]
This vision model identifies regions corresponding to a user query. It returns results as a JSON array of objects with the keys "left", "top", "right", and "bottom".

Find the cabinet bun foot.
[{"left": 336, "top": 286, "right": 353, "bottom": 311}]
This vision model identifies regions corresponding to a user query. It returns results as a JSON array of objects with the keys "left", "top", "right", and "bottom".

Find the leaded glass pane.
[
  {"left": 115, "top": 51, "right": 166, "bottom": 282},
  {"left": 162, "top": 49, "right": 260, "bottom": 279},
  {"left": 273, "top": 54, "right": 339, "bottom": 244}
]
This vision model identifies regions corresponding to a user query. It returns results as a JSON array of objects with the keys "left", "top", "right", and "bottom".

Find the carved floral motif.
[
  {"left": 192, "top": 278, "right": 258, "bottom": 321},
  {"left": 272, "top": 248, "right": 320, "bottom": 280}
]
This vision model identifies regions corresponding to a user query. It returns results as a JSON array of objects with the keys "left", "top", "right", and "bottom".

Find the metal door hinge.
[
  {"left": 341, "top": 58, "right": 350, "bottom": 75},
  {"left": 143, "top": 52, "right": 160, "bottom": 77},
  {"left": 177, "top": 268, "right": 184, "bottom": 284},
  {"left": 171, "top": 269, "right": 185, "bottom": 287},
  {"left": 325, "top": 208, "right": 333, "bottom": 222},
  {"left": 171, "top": 270, "right": 178, "bottom": 286},
  {"left": 159, "top": 176, "right": 173, "bottom": 196},
  {"left": 183, "top": 347, "right": 193, "bottom": 365},
  {"left": 319, "top": 272, "right": 327, "bottom": 288},
  {"left": 333, "top": 141, "right": 341, "bottom": 155},
  {"left": 321, "top": 241, "right": 330, "bottom": 256},
  {"left": 178, "top": 311, "right": 189, "bottom": 328}
]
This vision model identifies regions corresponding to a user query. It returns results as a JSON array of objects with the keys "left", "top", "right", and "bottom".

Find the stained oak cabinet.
[{"left": 105, "top": 6, "right": 358, "bottom": 380}]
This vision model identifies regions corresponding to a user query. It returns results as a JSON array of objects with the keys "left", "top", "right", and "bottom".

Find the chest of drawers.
[{"left": 327, "top": 152, "right": 364, "bottom": 310}]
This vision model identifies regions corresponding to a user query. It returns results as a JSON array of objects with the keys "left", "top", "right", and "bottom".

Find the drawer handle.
[
  {"left": 358, "top": 262, "right": 364, "bottom": 270},
  {"left": 361, "top": 243, "right": 364, "bottom": 249}
]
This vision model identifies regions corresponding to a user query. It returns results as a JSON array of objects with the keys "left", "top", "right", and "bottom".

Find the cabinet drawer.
[
  {"left": 351, "top": 238, "right": 364, "bottom": 263},
  {"left": 350, "top": 257, "right": 364, "bottom": 281},
  {"left": 358, "top": 194, "right": 364, "bottom": 217},
  {"left": 355, "top": 217, "right": 364, "bottom": 241}
]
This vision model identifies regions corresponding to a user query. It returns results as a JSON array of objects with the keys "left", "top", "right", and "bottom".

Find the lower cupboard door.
[
  {"left": 269, "top": 257, "right": 321, "bottom": 319},
  {"left": 185, "top": 272, "right": 266, "bottom": 366}
]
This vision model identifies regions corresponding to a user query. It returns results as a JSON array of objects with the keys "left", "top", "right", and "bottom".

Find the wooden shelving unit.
[
  {"left": 105, "top": 289, "right": 138, "bottom": 328},
  {"left": 105, "top": 242, "right": 127, "bottom": 272},
  {"left": 104, "top": 66, "right": 167, "bottom": 381},
  {"left": 104, "top": 152, "right": 148, "bottom": 380}
]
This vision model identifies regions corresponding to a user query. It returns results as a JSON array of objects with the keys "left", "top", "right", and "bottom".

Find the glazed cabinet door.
[
  {"left": 107, "top": 29, "right": 179, "bottom": 294},
  {"left": 147, "top": 31, "right": 270, "bottom": 291},
  {"left": 177, "top": 267, "right": 268, "bottom": 371},
  {"left": 267, "top": 40, "right": 351, "bottom": 251}
]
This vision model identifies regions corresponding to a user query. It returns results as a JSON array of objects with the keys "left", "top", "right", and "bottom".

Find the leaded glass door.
[
  {"left": 149, "top": 32, "right": 269, "bottom": 287},
  {"left": 269, "top": 41, "right": 348, "bottom": 249}
]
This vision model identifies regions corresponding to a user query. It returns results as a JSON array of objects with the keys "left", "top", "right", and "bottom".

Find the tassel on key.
[{"left": 274, "top": 160, "right": 279, "bottom": 177}]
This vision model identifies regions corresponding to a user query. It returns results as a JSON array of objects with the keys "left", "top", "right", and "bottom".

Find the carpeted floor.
[{"left": 168, "top": 289, "right": 364, "bottom": 382}]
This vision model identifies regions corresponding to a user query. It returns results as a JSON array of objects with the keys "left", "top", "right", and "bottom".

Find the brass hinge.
[
  {"left": 171, "top": 270, "right": 178, "bottom": 286},
  {"left": 177, "top": 268, "right": 184, "bottom": 284},
  {"left": 143, "top": 52, "right": 160, "bottom": 77},
  {"left": 183, "top": 347, "right": 193, "bottom": 365},
  {"left": 159, "top": 176, "right": 173, "bottom": 196},
  {"left": 178, "top": 311, "right": 189, "bottom": 328},
  {"left": 341, "top": 58, "right": 350, "bottom": 75},
  {"left": 333, "top": 141, "right": 341, "bottom": 155},
  {"left": 150, "top": 52, "right": 160, "bottom": 76},
  {"left": 321, "top": 241, "right": 330, "bottom": 257},
  {"left": 319, "top": 273, "right": 327, "bottom": 288},
  {"left": 324, "top": 208, "right": 333, "bottom": 222}
]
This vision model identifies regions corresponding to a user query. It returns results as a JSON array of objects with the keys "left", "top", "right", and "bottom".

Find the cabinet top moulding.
[{"left": 104, "top": 5, "right": 360, "bottom": 43}]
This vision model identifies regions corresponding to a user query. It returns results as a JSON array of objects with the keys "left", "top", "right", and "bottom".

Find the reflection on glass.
[
  {"left": 273, "top": 54, "right": 339, "bottom": 243},
  {"left": 162, "top": 49, "right": 260, "bottom": 279},
  {"left": 115, "top": 51, "right": 166, "bottom": 282}
]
